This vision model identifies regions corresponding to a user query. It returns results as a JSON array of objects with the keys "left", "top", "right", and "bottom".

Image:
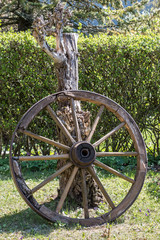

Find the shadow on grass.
[
  {"left": 0, "top": 206, "right": 75, "bottom": 238},
  {"left": 0, "top": 204, "right": 125, "bottom": 238},
  {"left": 0, "top": 207, "right": 50, "bottom": 234}
]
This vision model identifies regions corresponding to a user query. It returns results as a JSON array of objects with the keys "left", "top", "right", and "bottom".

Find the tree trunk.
[
  {"left": 55, "top": 33, "right": 79, "bottom": 92},
  {"left": 32, "top": 6, "right": 103, "bottom": 207},
  {"left": 55, "top": 33, "right": 103, "bottom": 207}
]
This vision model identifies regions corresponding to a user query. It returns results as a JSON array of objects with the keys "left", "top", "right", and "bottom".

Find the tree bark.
[
  {"left": 32, "top": 4, "right": 103, "bottom": 207},
  {"left": 55, "top": 33, "right": 103, "bottom": 207},
  {"left": 55, "top": 33, "right": 79, "bottom": 92}
]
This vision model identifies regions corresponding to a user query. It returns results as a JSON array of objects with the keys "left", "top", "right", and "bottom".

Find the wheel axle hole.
[{"left": 81, "top": 148, "right": 90, "bottom": 158}]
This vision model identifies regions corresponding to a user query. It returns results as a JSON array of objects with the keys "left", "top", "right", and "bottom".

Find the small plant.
[{"left": 101, "top": 223, "right": 112, "bottom": 239}]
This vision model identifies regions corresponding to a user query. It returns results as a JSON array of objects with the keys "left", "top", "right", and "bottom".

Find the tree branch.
[
  {"left": 0, "top": 17, "right": 18, "bottom": 20},
  {"left": 1, "top": 21, "right": 18, "bottom": 27},
  {"left": 32, "top": 15, "right": 65, "bottom": 64},
  {"left": 32, "top": 3, "right": 72, "bottom": 64}
]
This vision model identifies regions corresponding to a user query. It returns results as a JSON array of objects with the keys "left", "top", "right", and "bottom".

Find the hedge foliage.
[
  {"left": 0, "top": 30, "right": 160, "bottom": 160},
  {"left": 78, "top": 33, "right": 160, "bottom": 160}
]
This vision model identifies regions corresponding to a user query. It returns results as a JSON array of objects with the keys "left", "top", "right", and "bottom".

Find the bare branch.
[
  {"left": 32, "top": 15, "right": 65, "bottom": 64},
  {"left": 32, "top": 2, "right": 72, "bottom": 64}
]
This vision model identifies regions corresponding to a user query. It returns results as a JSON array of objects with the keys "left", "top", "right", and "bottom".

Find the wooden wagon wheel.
[{"left": 10, "top": 90, "right": 147, "bottom": 227}]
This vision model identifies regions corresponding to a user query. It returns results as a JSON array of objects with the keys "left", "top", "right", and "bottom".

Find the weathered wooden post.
[
  {"left": 32, "top": 2, "right": 103, "bottom": 207},
  {"left": 10, "top": 2, "right": 147, "bottom": 226}
]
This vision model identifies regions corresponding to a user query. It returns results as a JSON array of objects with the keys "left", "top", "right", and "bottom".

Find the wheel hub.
[{"left": 70, "top": 141, "right": 96, "bottom": 168}]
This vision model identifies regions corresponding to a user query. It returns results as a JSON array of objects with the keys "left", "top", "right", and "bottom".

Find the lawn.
[{"left": 0, "top": 157, "right": 160, "bottom": 240}]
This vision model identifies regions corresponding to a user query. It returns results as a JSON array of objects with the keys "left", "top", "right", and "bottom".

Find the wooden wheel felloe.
[{"left": 10, "top": 90, "right": 147, "bottom": 227}]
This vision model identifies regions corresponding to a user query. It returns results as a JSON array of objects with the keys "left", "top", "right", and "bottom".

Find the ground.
[{"left": 0, "top": 162, "right": 159, "bottom": 240}]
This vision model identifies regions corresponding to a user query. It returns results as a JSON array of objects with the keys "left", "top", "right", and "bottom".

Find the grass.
[{"left": 0, "top": 157, "right": 160, "bottom": 240}]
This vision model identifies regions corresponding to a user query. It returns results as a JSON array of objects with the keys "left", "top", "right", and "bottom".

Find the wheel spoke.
[
  {"left": 94, "top": 160, "right": 135, "bottom": 184},
  {"left": 70, "top": 98, "right": 82, "bottom": 142},
  {"left": 56, "top": 166, "right": 78, "bottom": 213},
  {"left": 81, "top": 169, "right": 89, "bottom": 219},
  {"left": 87, "top": 166, "right": 115, "bottom": 209},
  {"left": 46, "top": 105, "right": 76, "bottom": 144},
  {"left": 87, "top": 105, "right": 104, "bottom": 143},
  {"left": 17, "top": 154, "right": 69, "bottom": 161},
  {"left": 96, "top": 152, "right": 138, "bottom": 157},
  {"left": 31, "top": 162, "right": 73, "bottom": 195},
  {"left": 20, "top": 129, "right": 70, "bottom": 151},
  {"left": 93, "top": 122, "right": 125, "bottom": 148}
]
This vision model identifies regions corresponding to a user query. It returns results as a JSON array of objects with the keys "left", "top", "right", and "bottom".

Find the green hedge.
[
  {"left": 0, "top": 30, "right": 160, "bottom": 160},
  {"left": 78, "top": 33, "right": 160, "bottom": 159},
  {"left": 0, "top": 30, "right": 57, "bottom": 156}
]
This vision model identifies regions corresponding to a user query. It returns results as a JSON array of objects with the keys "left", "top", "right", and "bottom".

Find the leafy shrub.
[
  {"left": 0, "top": 157, "right": 10, "bottom": 174},
  {"left": 78, "top": 33, "right": 160, "bottom": 160},
  {"left": 0, "top": 30, "right": 160, "bottom": 163},
  {"left": 0, "top": 30, "right": 57, "bottom": 155}
]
